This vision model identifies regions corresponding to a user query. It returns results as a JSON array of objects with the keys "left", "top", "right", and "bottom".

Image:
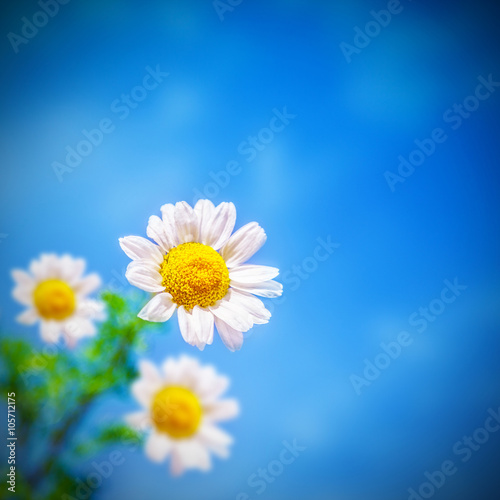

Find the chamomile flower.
[
  {"left": 125, "top": 356, "right": 239, "bottom": 476},
  {"left": 119, "top": 200, "right": 282, "bottom": 351},
  {"left": 11, "top": 253, "right": 105, "bottom": 347}
]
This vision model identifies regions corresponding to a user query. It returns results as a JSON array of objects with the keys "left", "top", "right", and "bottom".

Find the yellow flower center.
[
  {"left": 151, "top": 386, "right": 202, "bottom": 439},
  {"left": 33, "top": 279, "right": 76, "bottom": 321},
  {"left": 160, "top": 242, "right": 230, "bottom": 310}
]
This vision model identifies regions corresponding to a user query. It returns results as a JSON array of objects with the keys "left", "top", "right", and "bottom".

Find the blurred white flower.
[
  {"left": 11, "top": 253, "right": 105, "bottom": 347},
  {"left": 119, "top": 200, "right": 282, "bottom": 351},
  {"left": 125, "top": 356, "right": 239, "bottom": 476}
]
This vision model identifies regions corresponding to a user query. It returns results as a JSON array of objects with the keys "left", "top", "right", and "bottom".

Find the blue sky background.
[{"left": 1, "top": 0, "right": 500, "bottom": 499}]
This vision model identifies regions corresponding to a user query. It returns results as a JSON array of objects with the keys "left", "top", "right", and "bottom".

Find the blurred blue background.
[{"left": 1, "top": 0, "right": 500, "bottom": 498}]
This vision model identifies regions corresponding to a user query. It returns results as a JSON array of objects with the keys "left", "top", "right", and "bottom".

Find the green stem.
[{"left": 28, "top": 324, "right": 138, "bottom": 493}]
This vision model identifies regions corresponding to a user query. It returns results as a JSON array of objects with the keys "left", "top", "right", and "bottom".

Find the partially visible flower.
[
  {"left": 125, "top": 356, "right": 239, "bottom": 476},
  {"left": 119, "top": 200, "right": 282, "bottom": 351},
  {"left": 11, "top": 253, "right": 105, "bottom": 347}
]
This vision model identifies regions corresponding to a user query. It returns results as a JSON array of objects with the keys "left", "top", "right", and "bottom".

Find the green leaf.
[{"left": 0, "top": 291, "right": 168, "bottom": 499}]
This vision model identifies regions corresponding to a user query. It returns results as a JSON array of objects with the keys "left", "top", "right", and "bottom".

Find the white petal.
[
  {"left": 197, "top": 369, "right": 230, "bottom": 403},
  {"left": 198, "top": 423, "right": 234, "bottom": 458},
  {"left": 169, "top": 446, "right": 186, "bottom": 476},
  {"left": 138, "top": 293, "right": 176, "bottom": 322},
  {"left": 11, "top": 269, "right": 33, "bottom": 286},
  {"left": 60, "top": 255, "right": 86, "bottom": 284},
  {"left": 119, "top": 236, "right": 163, "bottom": 264},
  {"left": 160, "top": 203, "right": 179, "bottom": 247},
  {"left": 228, "top": 289, "right": 271, "bottom": 324},
  {"left": 64, "top": 334, "right": 78, "bottom": 349},
  {"left": 125, "top": 411, "right": 151, "bottom": 431},
  {"left": 202, "top": 202, "right": 237, "bottom": 250},
  {"left": 55, "top": 256, "right": 71, "bottom": 281},
  {"left": 161, "top": 357, "right": 182, "bottom": 384},
  {"left": 220, "top": 222, "right": 267, "bottom": 268},
  {"left": 16, "top": 308, "right": 38, "bottom": 325},
  {"left": 194, "top": 199, "right": 215, "bottom": 241},
  {"left": 171, "top": 440, "right": 211, "bottom": 474},
  {"left": 125, "top": 260, "right": 164, "bottom": 293},
  {"left": 29, "top": 254, "right": 52, "bottom": 280},
  {"left": 138, "top": 359, "right": 163, "bottom": 386},
  {"left": 75, "top": 273, "right": 101, "bottom": 296},
  {"left": 175, "top": 356, "right": 203, "bottom": 388},
  {"left": 209, "top": 299, "right": 253, "bottom": 332},
  {"left": 77, "top": 299, "right": 106, "bottom": 320},
  {"left": 145, "top": 432, "right": 173, "bottom": 463},
  {"left": 64, "top": 317, "right": 96, "bottom": 341},
  {"left": 177, "top": 306, "right": 198, "bottom": 346},
  {"left": 191, "top": 306, "right": 214, "bottom": 350},
  {"left": 214, "top": 317, "right": 243, "bottom": 352},
  {"left": 131, "top": 378, "right": 162, "bottom": 408},
  {"left": 147, "top": 215, "right": 176, "bottom": 253},
  {"left": 12, "top": 285, "right": 33, "bottom": 306},
  {"left": 231, "top": 279, "right": 283, "bottom": 298},
  {"left": 64, "top": 318, "right": 97, "bottom": 347},
  {"left": 206, "top": 399, "right": 240, "bottom": 421},
  {"left": 229, "top": 264, "right": 279, "bottom": 283},
  {"left": 160, "top": 202, "right": 175, "bottom": 222},
  {"left": 174, "top": 201, "right": 199, "bottom": 243},
  {"left": 40, "top": 321, "right": 61, "bottom": 343},
  {"left": 29, "top": 259, "right": 43, "bottom": 280},
  {"left": 36, "top": 254, "right": 63, "bottom": 280},
  {"left": 160, "top": 357, "right": 202, "bottom": 388},
  {"left": 72, "top": 258, "right": 86, "bottom": 280}
]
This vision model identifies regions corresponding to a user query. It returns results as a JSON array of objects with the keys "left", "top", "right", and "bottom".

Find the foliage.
[{"left": 0, "top": 292, "right": 165, "bottom": 500}]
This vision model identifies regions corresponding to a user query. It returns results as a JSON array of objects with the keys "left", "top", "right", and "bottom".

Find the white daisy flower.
[
  {"left": 11, "top": 253, "right": 105, "bottom": 347},
  {"left": 125, "top": 356, "right": 239, "bottom": 476},
  {"left": 119, "top": 200, "right": 282, "bottom": 351}
]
